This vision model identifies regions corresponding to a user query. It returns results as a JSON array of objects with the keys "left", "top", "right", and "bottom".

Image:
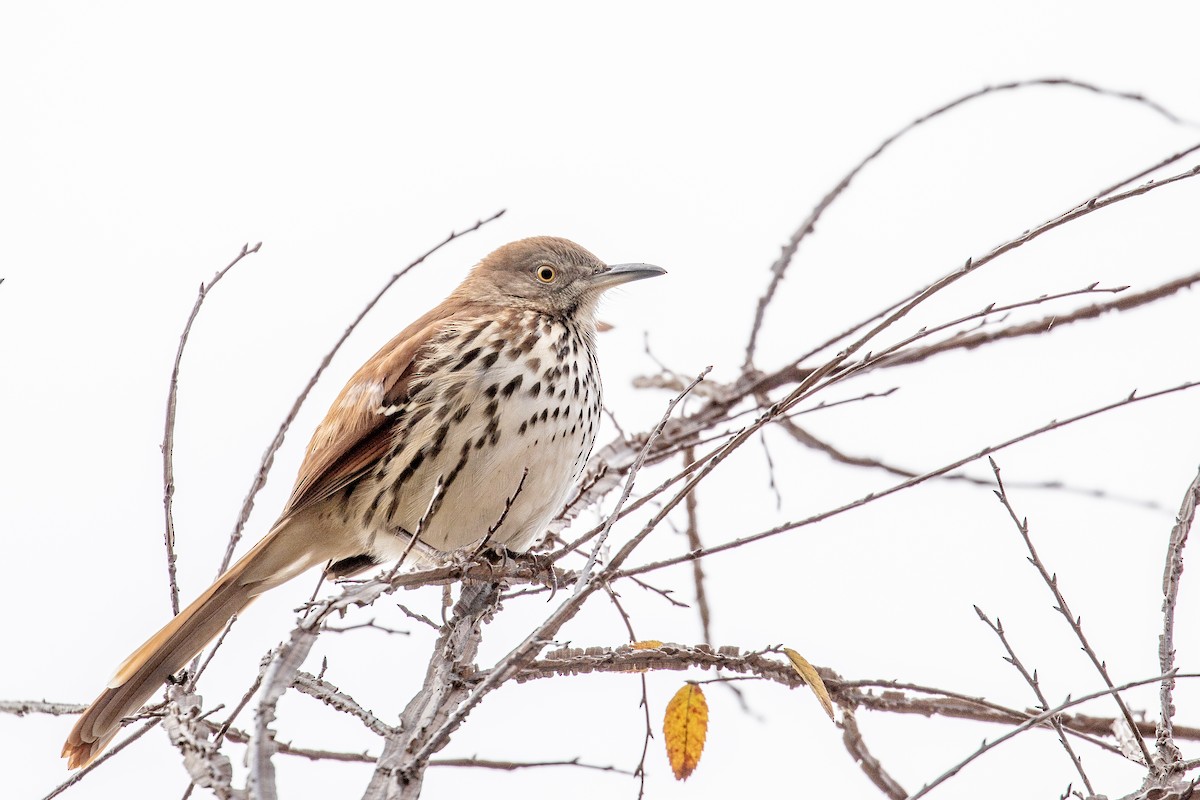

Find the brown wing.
[{"left": 282, "top": 302, "right": 463, "bottom": 518}]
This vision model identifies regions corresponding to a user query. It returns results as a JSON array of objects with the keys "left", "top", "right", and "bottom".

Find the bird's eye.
[{"left": 536, "top": 265, "right": 556, "bottom": 283}]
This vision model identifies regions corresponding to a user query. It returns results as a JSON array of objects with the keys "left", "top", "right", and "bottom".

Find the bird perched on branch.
[{"left": 62, "top": 236, "right": 664, "bottom": 768}]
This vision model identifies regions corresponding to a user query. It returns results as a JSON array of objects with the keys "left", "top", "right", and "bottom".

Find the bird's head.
[{"left": 456, "top": 236, "right": 664, "bottom": 320}]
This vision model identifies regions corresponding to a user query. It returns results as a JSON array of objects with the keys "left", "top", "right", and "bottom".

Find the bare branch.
[
  {"left": 990, "top": 458, "right": 1155, "bottom": 768},
  {"left": 292, "top": 671, "right": 393, "bottom": 737},
  {"left": 572, "top": 368, "right": 711, "bottom": 592},
  {"left": 976, "top": 606, "right": 1095, "bottom": 794},
  {"left": 1159, "top": 466, "right": 1200, "bottom": 767},
  {"left": 163, "top": 241, "right": 262, "bottom": 615},
  {"left": 742, "top": 77, "right": 1190, "bottom": 368},
  {"left": 909, "top": 671, "right": 1181, "bottom": 800},
  {"left": 682, "top": 446, "right": 713, "bottom": 645},
  {"left": 41, "top": 720, "right": 161, "bottom": 800},
  {"left": 841, "top": 707, "right": 907, "bottom": 799},
  {"left": 362, "top": 582, "right": 499, "bottom": 800},
  {"left": 0, "top": 700, "right": 86, "bottom": 716},
  {"left": 619, "top": 380, "right": 1200, "bottom": 579}
]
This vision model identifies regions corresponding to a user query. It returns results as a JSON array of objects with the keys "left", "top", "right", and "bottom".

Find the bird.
[{"left": 61, "top": 236, "right": 664, "bottom": 769}]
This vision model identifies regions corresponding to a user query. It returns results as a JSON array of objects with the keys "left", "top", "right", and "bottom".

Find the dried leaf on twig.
[{"left": 784, "top": 647, "right": 835, "bottom": 721}]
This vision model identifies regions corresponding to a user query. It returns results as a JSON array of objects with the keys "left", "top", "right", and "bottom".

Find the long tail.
[{"left": 62, "top": 522, "right": 330, "bottom": 769}]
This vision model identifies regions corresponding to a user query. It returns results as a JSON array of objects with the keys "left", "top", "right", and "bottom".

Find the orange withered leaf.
[
  {"left": 632, "top": 640, "right": 664, "bottom": 650},
  {"left": 783, "top": 647, "right": 835, "bottom": 721},
  {"left": 663, "top": 682, "right": 708, "bottom": 780}
]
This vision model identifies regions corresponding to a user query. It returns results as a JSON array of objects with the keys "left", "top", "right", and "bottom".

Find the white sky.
[{"left": 4, "top": 3, "right": 1200, "bottom": 798}]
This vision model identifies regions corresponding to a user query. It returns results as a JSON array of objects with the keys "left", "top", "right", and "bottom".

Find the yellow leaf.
[
  {"left": 632, "top": 640, "right": 664, "bottom": 650},
  {"left": 663, "top": 682, "right": 708, "bottom": 780},
  {"left": 784, "top": 647, "right": 835, "bottom": 721}
]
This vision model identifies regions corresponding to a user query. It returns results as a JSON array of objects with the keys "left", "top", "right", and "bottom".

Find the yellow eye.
[{"left": 536, "top": 264, "right": 556, "bottom": 283}]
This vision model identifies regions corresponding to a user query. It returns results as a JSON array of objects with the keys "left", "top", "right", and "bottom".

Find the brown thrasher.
[{"left": 62, "top": 236, "right": 664, "bottom": 768}]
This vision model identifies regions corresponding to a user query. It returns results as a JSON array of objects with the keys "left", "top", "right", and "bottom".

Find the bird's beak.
[{"left": 589, "top": 263, "right": 667, "bottom": 290}]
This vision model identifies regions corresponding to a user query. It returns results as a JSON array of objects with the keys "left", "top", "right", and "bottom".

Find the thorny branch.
[
  {"left": 975, "top": 606, "right": 1096, "bottom": 795},
  {"left": 991, "top": 458, "right": 1155, "bottom": 767}
]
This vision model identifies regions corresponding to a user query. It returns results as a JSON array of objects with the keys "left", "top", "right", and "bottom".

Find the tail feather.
[{"left": 62, "top": 523, "right": 328, "bottom": 769}]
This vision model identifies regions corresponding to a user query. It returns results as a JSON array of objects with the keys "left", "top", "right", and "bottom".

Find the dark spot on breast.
[
  {"left": 502, "top": 375, "right": 523, "bottom": 397},
  {"left": 440, "top": 450, "right": 472, "bottom": 496},
  {"left": 519, "top": 420, "right": 528, "bottom": 435},
  {"left": 456, "top": 321, "right": 491, "bottom": 351},
  {"left": 528, "top": 381, "right": 541, "bottom": 398},
  {"left": 389, "top": 445, "right": 431, "bottom": 513},
  {"left": 455, "top": 347, "right": 481, "bottom": 370},
  {"left": 480, "top": 350, "right": 500, "bottom": 369},
  {"left": 429, "top": 422, "right": 451, "bottom": 457},
  {"left": 526, "top": 356, "right": 541, "bottom": 373}
]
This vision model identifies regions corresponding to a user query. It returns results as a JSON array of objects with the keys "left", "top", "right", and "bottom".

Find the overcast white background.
[{"left": 4, "top": 3, "right": 1200, "bottom": 799}]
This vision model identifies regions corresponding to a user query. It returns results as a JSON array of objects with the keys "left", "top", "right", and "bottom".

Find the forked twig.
[
  {"left": 990, "top": 458, "right": 1154, "bottom": 767},
  {"left": 975, "top": 606, "right": 1095, "bottom": 794}
]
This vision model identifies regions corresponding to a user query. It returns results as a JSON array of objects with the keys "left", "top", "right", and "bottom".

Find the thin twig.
[
  {"left": 741, "top": 77, "right": 1188, "bottom": 367},
  {"left": 163, "top": 241, "right": 262, "bottom": 615},
  {"left": 975, "top": 606, "right": 1095, "bottom": 794},
  {"left": 603, "top": 584, "right": 653, "bottom": 799},
  {"left": 42, "top": 720, "right": 161, "bottom": 799},
  {"left": 572, "top": 368, "right": 711, "bottom": 593},
  {"left": 990, "top": 458, "right": 1155, "bottom": 767},
  {"left": 619, "top": 379, "right": 1200, "bottom": 579},
  {"left": 387, "top": 476, "right": 447, "bottom": 578},
  {"left": 908, "top": 671, "right": 1180, "bottom": 800},
  {"left": 681, "top": 446, "right": 712, "bottom": 645}
]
